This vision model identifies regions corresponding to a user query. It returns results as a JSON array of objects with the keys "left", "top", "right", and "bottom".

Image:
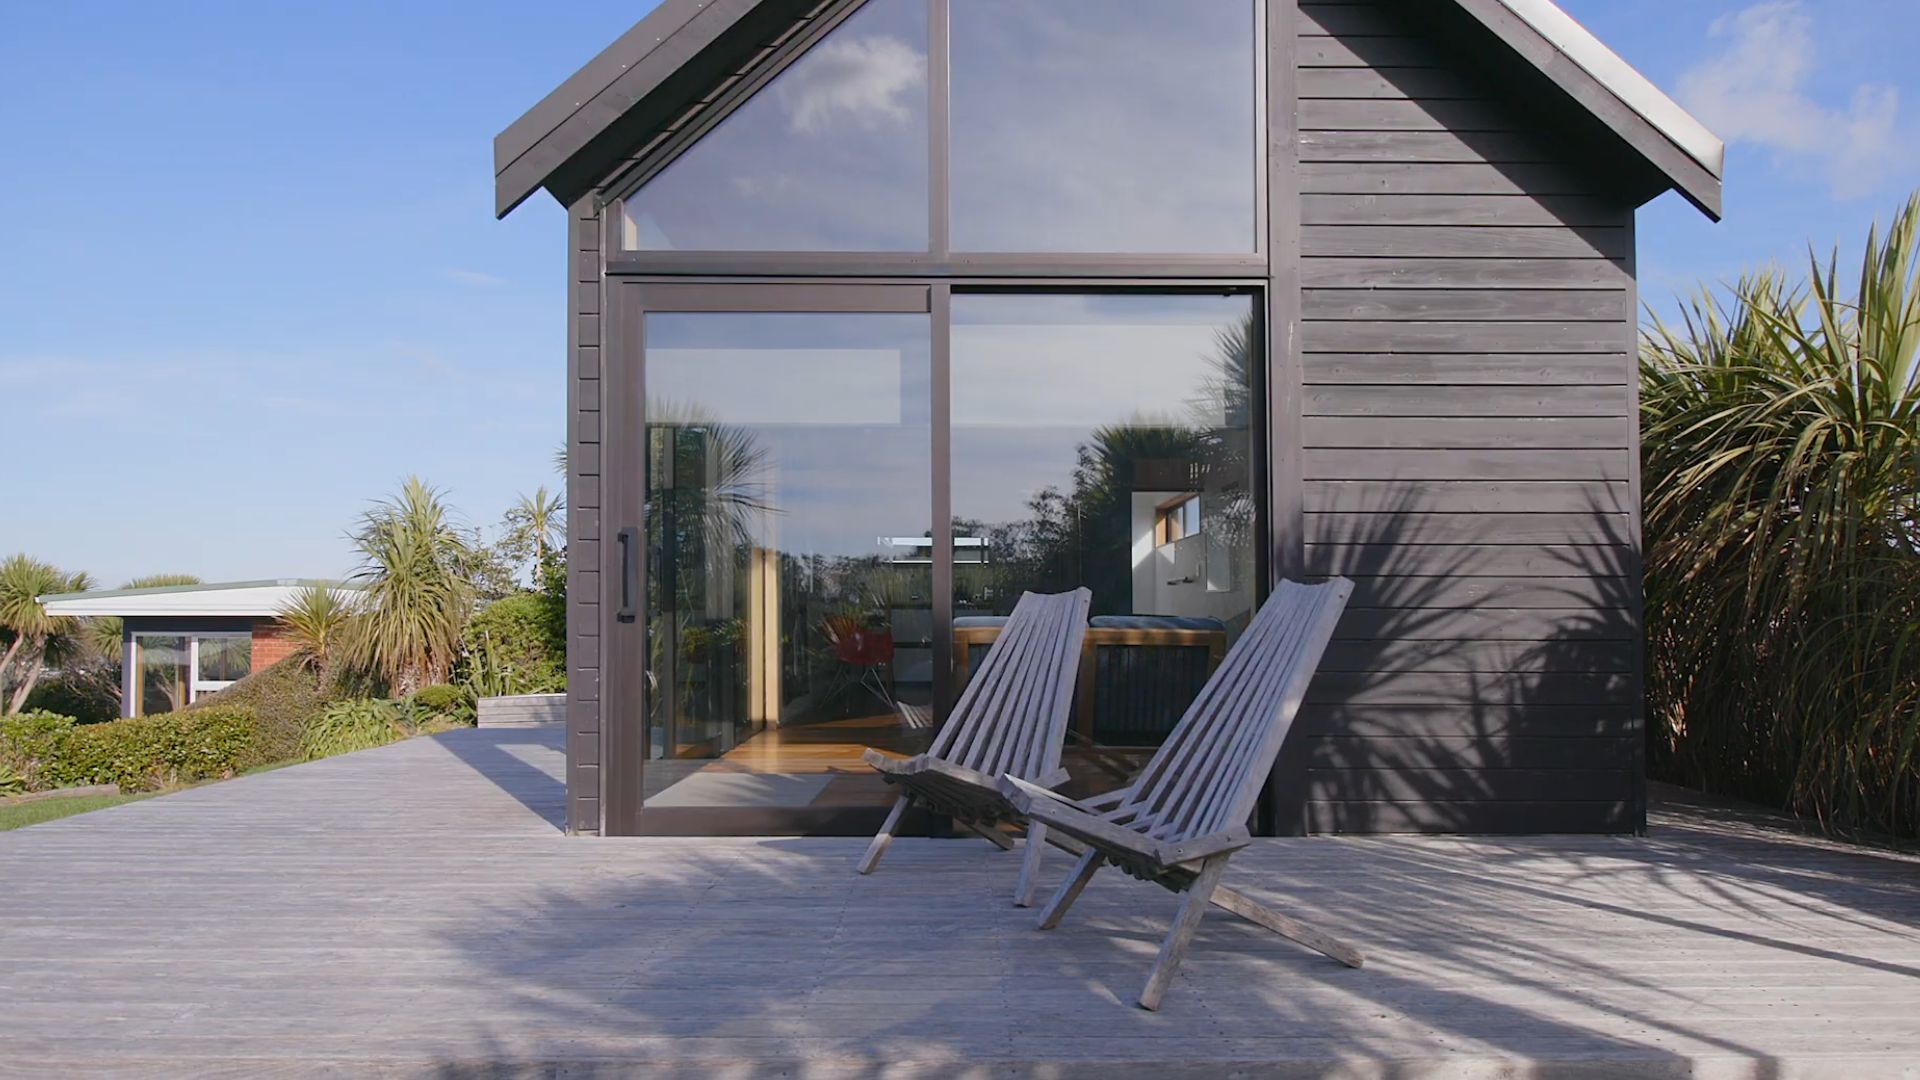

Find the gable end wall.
[{"left": 1289, "top": 0, "right": 1643, "bottom": 833}]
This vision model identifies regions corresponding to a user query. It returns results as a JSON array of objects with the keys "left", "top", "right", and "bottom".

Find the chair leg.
[
  {"left": 1013, "top": 823, "right": 1047, "bottom": 908},
  {"left": 1037, "top": 849, "right": 1103, "bottom": 930},
  {"left": 960, "top": 819, "right": 1016, "bottom": 850},
  {"left": 857, "top": 796, "right": 909, "bottom": 875},
  {"left": 1138, "top": 855, "right": 1229, "bottom": 1011},
  {"left": 1210, "top": 886, "right": 1365, "bottom": 969}
]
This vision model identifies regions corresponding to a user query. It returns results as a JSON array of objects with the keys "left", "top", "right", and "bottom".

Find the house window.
[
  {"left": 1156, "top": 494, "right": 1202, "bottom": 547},
  {"left": 619, "top": 0, "right": 930, "bottom": 251},
  {"left": 130, "top": 631, "right": 251, "bottom": 715},
  {"left": 617, "top": 0, "right": 1259, "bottom": 257},
  {"left": 949, "top": 0, "right": 1259, "bottom": 252}
]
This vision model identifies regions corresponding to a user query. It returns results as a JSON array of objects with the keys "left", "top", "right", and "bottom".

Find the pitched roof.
[{"left": 495, "top": 0, "right": 1724, "bottom": 220}]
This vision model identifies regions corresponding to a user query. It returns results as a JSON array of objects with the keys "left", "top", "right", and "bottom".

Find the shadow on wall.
[{"left": 1291, "top": 488, "right": 1639, "bottom": 834}]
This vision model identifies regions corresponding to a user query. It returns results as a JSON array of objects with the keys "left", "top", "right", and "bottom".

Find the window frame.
[{"left": 601, "top": 0, "right": 1268, "bottom": 273}]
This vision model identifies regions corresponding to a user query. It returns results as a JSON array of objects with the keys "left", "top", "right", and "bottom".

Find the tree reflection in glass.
[
  {"left": 642, "top": 312, "right": 933, "bottom": 812},
  {"left": 951, "top": 294, "right": 1257, "bottom": 751}
]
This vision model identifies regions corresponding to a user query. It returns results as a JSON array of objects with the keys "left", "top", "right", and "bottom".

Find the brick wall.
[{"left": 250, "top": 619, "right": 299, "bottom": 673}]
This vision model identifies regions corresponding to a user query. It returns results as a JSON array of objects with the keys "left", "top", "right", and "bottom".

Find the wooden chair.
[
  {"left": 998, "top": 578, "right": 1361, "bottom": 1010},
  {"left": 858, "top": 588, "right": 1091, "bottom": 907}
]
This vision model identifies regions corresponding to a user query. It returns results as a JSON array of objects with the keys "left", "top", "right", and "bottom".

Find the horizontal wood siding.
[
  {"left": 1294, "top": 0, "right": 1639, "bottom": 834},
  {"left": 567, "top": 198, "right": 603, "bottom": 835}
]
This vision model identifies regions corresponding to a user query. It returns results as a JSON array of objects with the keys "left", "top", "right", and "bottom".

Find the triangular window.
[{"left": 620, "top": 0, "right": 929, "bottom": 252}]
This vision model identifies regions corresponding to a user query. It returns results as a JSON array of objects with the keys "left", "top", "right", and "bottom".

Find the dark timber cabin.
[{"left": 495, "top": 0, "right": 1723, "bottom": 837}]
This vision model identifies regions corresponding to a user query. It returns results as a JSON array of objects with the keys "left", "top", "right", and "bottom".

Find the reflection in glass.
[
  {"left": 197, "top": 634, "right": 252, "bottom": 686},
  {"left": 620, "top": 0, "right": 929, "bottom": 251},
  {"left": 950, "top": 0, "right": 1258, "bottom": 253},
  {"left": 135, "top": 635, "right": 191, "bottom": 716},
  {"left": 951, "top": 294, "right": 1257, "bottom": 755},
  {"left": 643, "top": 312, "right": 933, "bottom": 814}
]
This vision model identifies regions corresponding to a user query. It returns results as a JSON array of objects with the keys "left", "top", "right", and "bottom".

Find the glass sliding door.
[
  {"left": 618, "top": 285, "right": 1262, "bottom": 833},
  {"left": 638, "top": 292, "right": 934, "bottom": 830},
  {"left": 950, "top": 293, "right": 1259, "bottom": 783}
]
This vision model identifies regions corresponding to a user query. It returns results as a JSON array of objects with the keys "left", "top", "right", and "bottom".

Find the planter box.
[{"left": 476, "top": 694, "right": 565, "bottom": 728}]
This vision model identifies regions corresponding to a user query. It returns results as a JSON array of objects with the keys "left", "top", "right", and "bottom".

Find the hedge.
[
  {"left": 0, "top": 708, "right": 257, "bottom": 794},
  {"left": 185, "top": 657, "right": 324, "bottom": 767}
]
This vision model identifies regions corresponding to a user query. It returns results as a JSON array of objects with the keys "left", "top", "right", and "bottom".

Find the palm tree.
[
  {"left": 1641, "top": 191, "right": 1920, "bottom": 836},
  {"left": 0, "top": 555, "right": 93, "bottom": 714},
  {"left": 276, "top": 584, "right": 358, "bottom": 680},
  {"left": 348, "top": 477, "right": 477, "bottom": 696},
  {"left": 501, "top": 486, "right": 566, "bottom": 572},
  {"left": 85, "top": 573, "right": 203, "bottom": 664}
]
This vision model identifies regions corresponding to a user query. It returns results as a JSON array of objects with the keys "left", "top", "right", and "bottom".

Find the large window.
[
  {"left": 642, "top": 308, "right": 933, "bottom": 816},
  {"left": 950, "top": 293, "right": 1258, "bottom": 749},
  {"left": 949, "top": 0, "right": 1259, "bottom": 252},
  {"left": 619, "top": 0, "right": 930, "bottom": 251},
  {"left": 617, "top": 0, "right": 1260, "bottom": 256}
]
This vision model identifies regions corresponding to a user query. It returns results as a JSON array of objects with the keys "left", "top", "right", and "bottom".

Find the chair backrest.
[
  {"left": 929, "top": 588, "right": 1091, "bottom": 781},
  {"left": 1115, "top": 578, "right": 1352, "bottom": 843}
]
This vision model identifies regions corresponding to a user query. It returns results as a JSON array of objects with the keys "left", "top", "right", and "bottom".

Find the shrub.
[
  {"left": 301, "top": 699, "right": 409, "bottom": 760},
  {"left": 188, "top": 657, "right": 326, "bottom": 767},
  {"left": 3, "top": 708, "right": 258, "bottom": 793},
  {"left": 406, "top": 683, "right": 475, "bottom": 729},
  {"left": 458, "top": 591, "right": 565, "bottom": 697},
  {"left": 0, "top": 761, "right": 24, "bottom": 797},
  {"left": 0, "top": 711, "right": 78, "bottom": 789}
]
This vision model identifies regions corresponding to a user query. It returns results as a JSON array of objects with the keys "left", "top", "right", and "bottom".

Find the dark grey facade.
[{"left": 497, "top": 0, "right": 1721, "bottom": 837}]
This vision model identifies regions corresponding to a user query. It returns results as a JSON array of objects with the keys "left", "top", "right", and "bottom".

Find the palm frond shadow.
[{"left": 1292, "top": 487, "right": 1639, "bottom": 833}]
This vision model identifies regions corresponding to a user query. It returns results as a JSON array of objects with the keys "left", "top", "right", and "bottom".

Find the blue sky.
[{"left": 3, "top": 0, "right": 1916, "bottom": 586}]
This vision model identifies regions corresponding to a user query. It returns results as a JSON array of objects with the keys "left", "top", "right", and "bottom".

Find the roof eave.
[
  {"left": 1460, "top": 0, "right": 1725, "bottom": 222},
  {"left": 493, "top": 0, "right": 779, "bottom": 219}
]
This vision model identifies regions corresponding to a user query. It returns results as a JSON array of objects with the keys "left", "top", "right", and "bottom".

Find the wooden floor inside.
[
  {"left": 646, "top": 715, "right": 1147, "bottom": 814},
  {"left": 3, "top": 725, "right": 1917, "bottom": 1077}
]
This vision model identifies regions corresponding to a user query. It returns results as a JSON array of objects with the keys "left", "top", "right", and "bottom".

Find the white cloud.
[
  {"left": 775, "top": 34, "right": 924, "bottom": 134},
  {"left": 1677, "top": 1, "right": 1902, "bottom": 199}
]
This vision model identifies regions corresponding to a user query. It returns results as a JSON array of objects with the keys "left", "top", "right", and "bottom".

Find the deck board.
[{"left": 0, "top": 727, "right": 1916, "bottom": 1077}]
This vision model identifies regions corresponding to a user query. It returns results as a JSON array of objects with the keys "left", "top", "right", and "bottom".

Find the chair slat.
[{"left": 1120, "top": 580, "right": 1352, "bottom": 844}]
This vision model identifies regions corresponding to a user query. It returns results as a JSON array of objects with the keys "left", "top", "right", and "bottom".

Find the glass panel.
[
  {"left": 195, "top": 634, "right": 252, "bottom": 686},
  {"left": 134, "top": 635, "right": 190, "bottom": 716},
  {"left": 620, "top": 0, "right": 929, "bottom": 251},
  {"left": 950, "top": 293, "right": 1257, "bottom": 777},
  {"left": 643, "top": 311, "right": 933, "bottom": 817},
  {"left": 950, "top": 0, "right": 1259, "bottom": 253}
]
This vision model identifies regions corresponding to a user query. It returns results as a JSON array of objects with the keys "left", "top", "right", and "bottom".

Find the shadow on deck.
[{"left": 0, "top": 726, "right": 1913, "bottom": 1077}]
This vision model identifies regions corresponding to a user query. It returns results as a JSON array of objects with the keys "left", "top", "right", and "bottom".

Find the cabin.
[{"left": 494, "top": 0, "right": 1722, "bottom": 837}]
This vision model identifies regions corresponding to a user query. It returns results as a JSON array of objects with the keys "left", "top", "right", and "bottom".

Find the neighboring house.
[
  {"left": 495, "top": 0, "right": 1723, "bottom": 837},
  {"left": 40, "top": 581, "right": 359, "bottom": 717}
]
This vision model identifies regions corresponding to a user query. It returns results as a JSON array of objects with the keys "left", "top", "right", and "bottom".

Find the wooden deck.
[{"left": 1, "top": 727, "right": 1916, "bottom": 1078}]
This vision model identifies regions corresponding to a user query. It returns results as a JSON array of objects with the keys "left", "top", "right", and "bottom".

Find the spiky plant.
[
  {"left": 276, "top": 584, "right": 358, "bottom": 680},
  {"left": 0, "top": 556, "right": 93, "bottom": 714},
  {"left": 1641, "top": 191, "right": 1920, "bottom": 837},
  {"left": 501, "top": 486, "right": 566, "bottom": 574},
  {"left": 348, "top": 477, "right": 476, "bottom": 696}
]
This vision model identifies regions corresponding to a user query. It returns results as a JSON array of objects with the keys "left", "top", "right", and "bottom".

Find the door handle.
[{"left": 616, "top": 527, "right": 639, "bottom": 623}]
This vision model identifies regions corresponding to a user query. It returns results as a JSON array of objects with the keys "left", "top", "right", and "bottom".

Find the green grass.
[
  {"left": 0, "top": 791, "right": 156, "bottom": 831},
  {"left": 0, "top": 759, "right": 303, "bottom": 832}
]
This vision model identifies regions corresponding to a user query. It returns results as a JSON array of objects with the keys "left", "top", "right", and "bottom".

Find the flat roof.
[{"left": 39, "top": 580, "right": 361, "bottom": 619}]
